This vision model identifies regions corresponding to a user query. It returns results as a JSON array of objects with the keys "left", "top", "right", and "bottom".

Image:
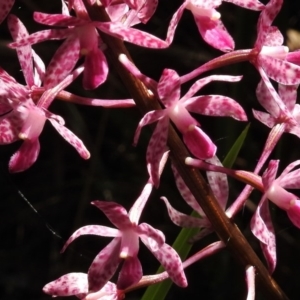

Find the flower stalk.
[{"left": 82, "top": 0, "right": 288, "bottom": 298}]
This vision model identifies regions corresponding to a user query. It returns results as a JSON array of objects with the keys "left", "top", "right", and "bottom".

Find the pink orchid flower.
[
  {"left": 251, "top": 160, "right": 300, "bottom": 273},
  {"left": 60, "top": 181, "right": 187, "bottom": 291},
  {"left": 162, "top": 157, "right": 228, "bottom": 242},
  {"left": 186, "top": 157, "right": 300, "bottom": 273},
  {"left": 0, "top": 15, "right": 90, "bottom": 172},
  {"left": 9, "top": 0, "right": 167, "bottom": 89},
  {"left": 179, "top": 0, "right": 300, "bottom": 94},
  {"left": 120, "top": 54, "right": 247, "bottom": 186},
  {"left": 253, "top": 80, "right": 300, "bottom": 136},
  {"left": 165, "top": 0, "right": 264, "bottom": 52},
  {"left": 249, "top": 0, "right": 300, "bottom": 87},
  {"left": 0, "top": 66, "right": 90, "bottom": 172},
  {"left": 43, "top": 273, "right": 123, "bottom": 300}
]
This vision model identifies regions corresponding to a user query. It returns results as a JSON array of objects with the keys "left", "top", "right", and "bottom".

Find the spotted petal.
[
  {"left": 250, "top": 195, "right": 276, "bottom": 273},
  {"left": 157, "top": 69, "right": 181, "bottom": 107},
  {"left": 34, "top": 12, "right": 87, "bottom": 27},
  {"left": 61, "top": 225, "right": 119, "bottom": 253},
  {"left": 133, "top": 110, "right": 166, "bottom": 146},
  {"left": 9, "top": 139, "right": 40, "bottom": 173},
  {"left": 0, "top": 0, "right": 14, "bottom": 24},
  {"left": 146, "top": 116, "right": 169, "bottom": 187},
  {"left": 224, "top": 0, "right": 264, "bottom": 10},
  {"left": 181, "top": 75, "right": 242, "bottom": 103},
  {"left": 44, "top": 36, "right": 81, "bottom": 88},
  {"left": 48, "top": 117, "right": 90, "bottom": 159},
  {"left": 258, "top": 55, "right": 300, "bottom": 85},
  {"left": 83, "top": 47, "right": 108, "bottom": 89},
  {"left": 161, "top": 196, "right": 210, "bottom": 228},
  {"left": 141, "top": 238, "right": 187, "bottom": 287},
  {"left": 91, "top": 201, "right": 132, "bottom": 229},
  {"left": 95, "top": 22, "right": 168, "bottom": 48},
  {"left": 184, "top": 95, "right": 247, "bottom": 121},
  {"left": 117, "top": 256, "right": 142, "bottom": 289},
  {"left": 88, "top": 237, "right": 122, "bottom": 292},
  {"left": 171, "top": 163, "right": 204, "bottom": 215},
  {"left": 194, "top": 16, "right": 234, "bottom": 52},
  {"left": 7, "top": 15, "right": 34, "bottom": 87},
  {"left": 138, "top": 223, "right": 165, "bottom": 251},
  {"left": 43, "top": 272, "right": 88, "bottom": 298}
]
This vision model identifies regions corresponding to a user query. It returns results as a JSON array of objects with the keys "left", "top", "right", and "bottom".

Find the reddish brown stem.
[{"left": 83, "top": 1, "right": 289, "bottom": 299}]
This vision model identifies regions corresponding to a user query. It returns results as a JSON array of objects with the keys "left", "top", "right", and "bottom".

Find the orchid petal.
[
  {"left": 183, "top": 125, "right": 216, "bottom": 159},
  {"left": 0, "top": 0, "right": 14, "bottom": 24},
  {"left": 252, "top": 110, "right": 276, "bottom": 128},
  {"left": 83, "top": 47, "right": 108, "bottom": 89},
  {"left": 85, "top": 281, "right": 119, "bottom": 300},
  {"left": 287, "top": 201, "right": 300, "bottom": 229},
  {"left": 141, "top": 239, "right": 187, "bottom": 287},
  {"left": 61, "top": 225, "right": 119, "bottom": 253},
  {"left": 276, "top": 170, "right": 300, "bottom": 189},
  {"left": 48, "top": 117, "right": 90, "bottom": 159},
  {"left": 157, "top": 69, "right": 181, "bottom": 107},
  {"left": 136, "top": 0, "right": 158, "bottom": 24},
  {"left": 256, "top": 66, "right": 291, "bottom": 117},
  {"left": 91, "top": 201, "right": 132, "bottom": 229},
  {"left": 95, "top": 22, "right": 168, "bottom": 48},
  {"left": 262, "top": 160, "right": 279, "bottom": 189},
  {"left": 0, "top": 115, "right": 22, "bottom": 144},
  {"left": 250, "top": 195, "right": 276, "bottom": 273},
  {"left": 194, "top": 16, "right": 234, "bottom": 52},
  {"left": 7, "top": 15, "right": 34, "bottom": 87},
  {"left": 166, "top": 2, "right": 186, "bottom": 45},
  {"left": 256, "top": 79, "right": 280, "bottom": 117},
  {"left": 161, "top": 196, "right": 210, "bottom": 228},
  {"left": 133, "top": 110, "right": 166, "bottom": 146},
  {"left": 44, "top": 36, "right": 81, "bottom": 88},
  {"left": 255, "top": 0, "right": 283, "bottom": 49},
  {"left": 278, "top": 84, "right": 298, "bottom": 112},
  {"left": 9, "top": 28, "right": 72, "bottom": 48},
  {"left": 263, "top": 26, "right": 283, "bottom": 47},
  {"left": 32, "top": 50, "right": 46, "bottom": 86},
  {"left": 9, "top": 139, "right": 40, "bottom": 173},
  {"left": 88, "top": 237, "right": 122, "bottom": 292},
  {"left": 117, "top": 256, "right": 142, "bottom": 289},
  {"left": 258, "top": 55, "right": 300, "bottom": 85},
  {"left": 279, "top": 160, "right": 300, "bottom": 179},
  {"left": 185, "top": 95, "right": 247, "bottom": 121},
  {"left": 43, "top": 273, "right": 88, "bottom": 297},
  {"left": 129, "top": 182, "right": 153, "bottom": 225},
  {"left": 224, "top": 0, "right": 264, "bottom": 10},
  {"left": 206, "top": 156, "right": 228, "bottom": 210},
  {"left": 171, "top": 163, "right": 204, "bottom": 215},
  {"left": 181, "top": 75, "right": 242, "bottom": 102},
  {"left": 138, "top": 223, "right": 165, "bottom": 250},
  {"left": 34, "top": 12, "right": 87, "bottom": 27},
  {"left": 146, "top": 117, "right": 169, "bottom": 187}
]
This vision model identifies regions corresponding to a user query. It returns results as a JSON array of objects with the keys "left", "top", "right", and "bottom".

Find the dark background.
[{"left": 1, "top": 0, "right": 300, "bottom": 299}]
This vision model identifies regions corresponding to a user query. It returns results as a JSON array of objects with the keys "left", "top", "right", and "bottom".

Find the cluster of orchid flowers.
[{"left": 2, "top": 0, "right": 300, "bottom": 298}]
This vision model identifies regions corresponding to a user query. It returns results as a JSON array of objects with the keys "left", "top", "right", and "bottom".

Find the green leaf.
[
  {"left": 141, "top": 123, "right": 250, "bottom": 300},
  {"left": 222, "top": 123, "right": 250, "bottom": 168}
]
